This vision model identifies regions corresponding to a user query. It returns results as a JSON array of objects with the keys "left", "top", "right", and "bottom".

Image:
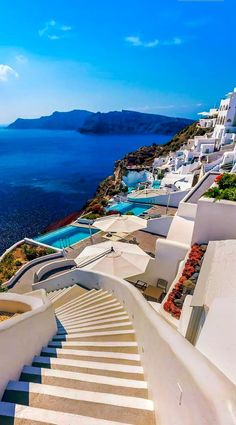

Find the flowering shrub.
[
  {"left": 214, "top": 174, "right": 223, "bottom": 184},
  {"left": 204, "top": 173, "right": 236, "bottom": 201},
  {"left": 163, "top": 244, "right": 207, "bottom": 319},
  {"left": 106, "top": 210, "right": 120, "bottom": 216},
  {"left": 90, "top": 204, "right": 105, "bottom": 214}
]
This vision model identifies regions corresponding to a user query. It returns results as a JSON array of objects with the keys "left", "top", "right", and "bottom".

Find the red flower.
[
  {"left": 163, "top": 243, "right": 207, "bottom": 320},
  {"left": 214, "top": 174, "right": 223, "bottom": 183}
]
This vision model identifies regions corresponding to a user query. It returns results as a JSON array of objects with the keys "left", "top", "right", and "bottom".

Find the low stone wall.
[
  {"left": 192, "top": 197, "right": 236, "bottom": 244},
  {"left": 0, "top": 290, "right": 56, "bottom": 398},
  {"left": 128, "top": 189, "right": 189, "bottom": 207},
  {"left": 143, "top": 216, "right": 173, "bottom": 236},
  {"left": 0, "top": 239, "right": 25, "bottom": 262},
  {"left": 34, "top": 259, "right": 76, "bottom": 283}
]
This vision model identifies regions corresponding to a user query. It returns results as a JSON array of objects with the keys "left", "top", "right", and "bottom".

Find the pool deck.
[
  {"left": 146, "top": 205, "right": 177, "bottom": 217},
  {"left": 9, "top": 204, "right": 177, "bottom": 294},
  {"left": 10, "top": 227, "right": 161, "bottom": 294}
]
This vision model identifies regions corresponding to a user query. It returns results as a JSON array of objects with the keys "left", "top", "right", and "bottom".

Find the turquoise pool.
[
  {"left": 106, "top": 202, "right": 150, "bottom": 216},
  {"left": 152, "top": 180, "right": 161, "bottom": 189},
  {"left": 127, "top": 180, "right": 161, "bottom": 193},
  {"left": 35, "top": 225, "right": 99, "bottom": 249}
]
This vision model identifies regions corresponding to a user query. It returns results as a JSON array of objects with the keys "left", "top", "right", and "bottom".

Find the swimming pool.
[
  {"left": 152, "top": 180, "right": 161, "bottom": 189},
  {"left": 35, "top": 225, "right": 99, "bottom": 249},
  {"left": 127, "top": 180, "right": 161, "bottom": 193},
  {"left": 106, "top": 202, "right": 150, "bottom": 216}
]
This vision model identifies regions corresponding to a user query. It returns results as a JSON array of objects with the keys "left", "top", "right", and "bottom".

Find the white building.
[
  {"left": 213, "top": 88, "right": 236, "bottom": 141},
  {"left": 198, "top": 108, "right": 218, "bottom": 128}
]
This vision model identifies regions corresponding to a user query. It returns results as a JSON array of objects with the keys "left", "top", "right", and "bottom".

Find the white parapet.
[{"left": 0, "top": 290, "right": 57, "bottom": 398}]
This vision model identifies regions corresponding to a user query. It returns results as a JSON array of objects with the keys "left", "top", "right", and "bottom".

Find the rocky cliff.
[
  {"left": 8, "top": 109, "right": 193, "bottom": 134},
  {"left": 79, "top": 110, "right": 193, "bottom": 135}
]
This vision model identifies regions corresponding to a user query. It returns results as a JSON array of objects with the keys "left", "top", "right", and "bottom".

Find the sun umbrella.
[
  {"left": 93, "top": 215, "right": 147, "bottom": 233},
  {"left": 75, "top": 241, "right": 150, "bottom": 278}
]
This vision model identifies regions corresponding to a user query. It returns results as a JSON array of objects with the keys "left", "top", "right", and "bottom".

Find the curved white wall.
[
  {"left": 0, "top": 291, "right": 56, "bottom": 398},
  {"left": 35, "top": 259, "right": 76, "bottom": 282},
  {"left": 128, "top": 190, "right": 189, "bottom": 207},
  {"left": 144, "top": 216, "right": 173, "bottom": 236}
]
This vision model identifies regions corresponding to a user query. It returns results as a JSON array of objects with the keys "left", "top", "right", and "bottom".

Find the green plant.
[
  {"left": 0, "top": 285, "right": 7, "bottom": 292},
  {"left": 218, "top": 173, "right": 236, "bottom": 190},
  {"left": 204, "top": 186, "right": 221, "bottom": 199},
  {"left": 14, "top": 260, "right": 23, "bottom": 267},
  {"left": 110, "top": 189, "right": 120, "bottom": 196},
  {"left": 101, "top": 199, "right": 108, "bottom": 206},
  {"left": 204, "top": 173, "right": 236, "bottom": 201},
  {"left": 83, "top": 213, "right": 101, "bottom": 220},
  {"left": 45, "top": 248, "right": 55, "bottom": 255}
]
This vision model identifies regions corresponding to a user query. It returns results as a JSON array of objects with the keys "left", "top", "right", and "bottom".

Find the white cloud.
[
  {"left": 61, "top": 25, "right": 72, "bottom": 32},
  {"left": 0, "top": 65, "right": 19, "bottom": 82},
  {"left": 125, "top": 35, "right": 183, "bottom": 48},
  {"left": 125, "top": 36, "right": 159, "bottom": 48},
  {"left": 39, "top": 20, "right": 72, "bottom": 40},
  {"left": 162, "top": 37, "right": 183, "bottom": 46},
  {"left": 48, "top": 35, "right": 60, "bottom": 41}
]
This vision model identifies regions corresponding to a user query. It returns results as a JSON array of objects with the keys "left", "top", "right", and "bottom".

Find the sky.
[{"left": 0, "top": 0, "right": 235, "bottom": 123}]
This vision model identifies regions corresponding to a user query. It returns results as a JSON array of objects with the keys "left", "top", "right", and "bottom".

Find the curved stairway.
[{"left": 0, "top": 287, "right": 156, "bottom": 425}]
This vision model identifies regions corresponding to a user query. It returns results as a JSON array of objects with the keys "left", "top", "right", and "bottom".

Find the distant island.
[{"left": 8, "top": 109, "right": 193, "bottom": 135}]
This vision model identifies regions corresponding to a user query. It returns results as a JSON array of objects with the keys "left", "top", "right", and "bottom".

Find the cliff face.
[
  {"left": 8, "top": 109, "right": 193, "bottom": 134},
  {"left": 79, "top": 110, "right": 193, "bottom": 135},
  {"left": 84, "top": 122, "right": 209, "bottom": 213}
]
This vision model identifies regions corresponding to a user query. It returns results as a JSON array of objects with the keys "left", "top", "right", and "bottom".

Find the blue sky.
[{"left": 0, "top": 0, "right": 235, "bottom": 123}]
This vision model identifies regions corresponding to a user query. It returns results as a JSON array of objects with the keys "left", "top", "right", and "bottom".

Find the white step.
[
  {"left": 49, "top": 341, "right": 138, "bottom": 348},
  {"left": 5, "top": 381, "right": 153, "bottom": 410},
  {"left": 53, "top": 329, "right": 135, "bottom": 340},
  {"left": 57, "top": 316, "right": 130, "bottom": 331},
  {"left": 56, "top": 291, "right": 111, "bottom": 314},
  {"left": 41, "top": 347, "right": 140, "bottom": 361},
  {"left": 56, "top": 306, "right": 125, "bottom": 324},
  {"left": 0, "top": 401, "right": 132, "bottom": 425},
  {"left": 51, "top": 286, "right": 73, "bottom": 303},
  {"left": 33, "top": 356, "right": 144, "bottom": 374},
  {"left": 57, "top": 311, "right": 129, "bottom": 327},
  {"left": 57, "top": 293, "right": 114, "bottom": 317},
  {"left": 57, "top": 290, "right": 109, "bottom": 311},
  {"left": 56, "top": 300, "right": 121, "bottom": 320},
  {"left": 48, "top": 290, "right": 63, "bottom": 301},
  {"left": 22, "top": 366, "right": 148, "bottom": 389},
  {"left": 55, "top": 289, "right": 100, "bottom": 312},
  {"left": 56, "top": 321, "right": 133, "bottom": 334}
]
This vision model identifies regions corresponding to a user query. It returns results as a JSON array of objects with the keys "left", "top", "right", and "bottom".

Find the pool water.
[
  {"left": 127, "top": 186, "right": 137, "bottom": 194},
  {"left": 152, "top": 180, "right": 161, "bottom": 189},
  {"left": 35, "top": 225, "right": 99, "bottom": 249},
  {"left": 127, "top": 180, "right": 161, "bottom": 193},
  {"left": 106, "top": 202, "right": 150, "bottom": 216}
]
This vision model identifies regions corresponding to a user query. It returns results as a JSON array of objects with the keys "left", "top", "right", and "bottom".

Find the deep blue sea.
[{"left": 0, "top": 129, "right": 171, "bottom": 253}]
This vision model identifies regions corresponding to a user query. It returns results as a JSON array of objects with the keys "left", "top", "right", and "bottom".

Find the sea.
[{"left": 0, "top": 129, "right": 171, "bottom": 254}]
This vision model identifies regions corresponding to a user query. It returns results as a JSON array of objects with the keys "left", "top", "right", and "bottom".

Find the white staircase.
[{"left": 0, "top": 287, "right": 156, "bottom": 425}]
